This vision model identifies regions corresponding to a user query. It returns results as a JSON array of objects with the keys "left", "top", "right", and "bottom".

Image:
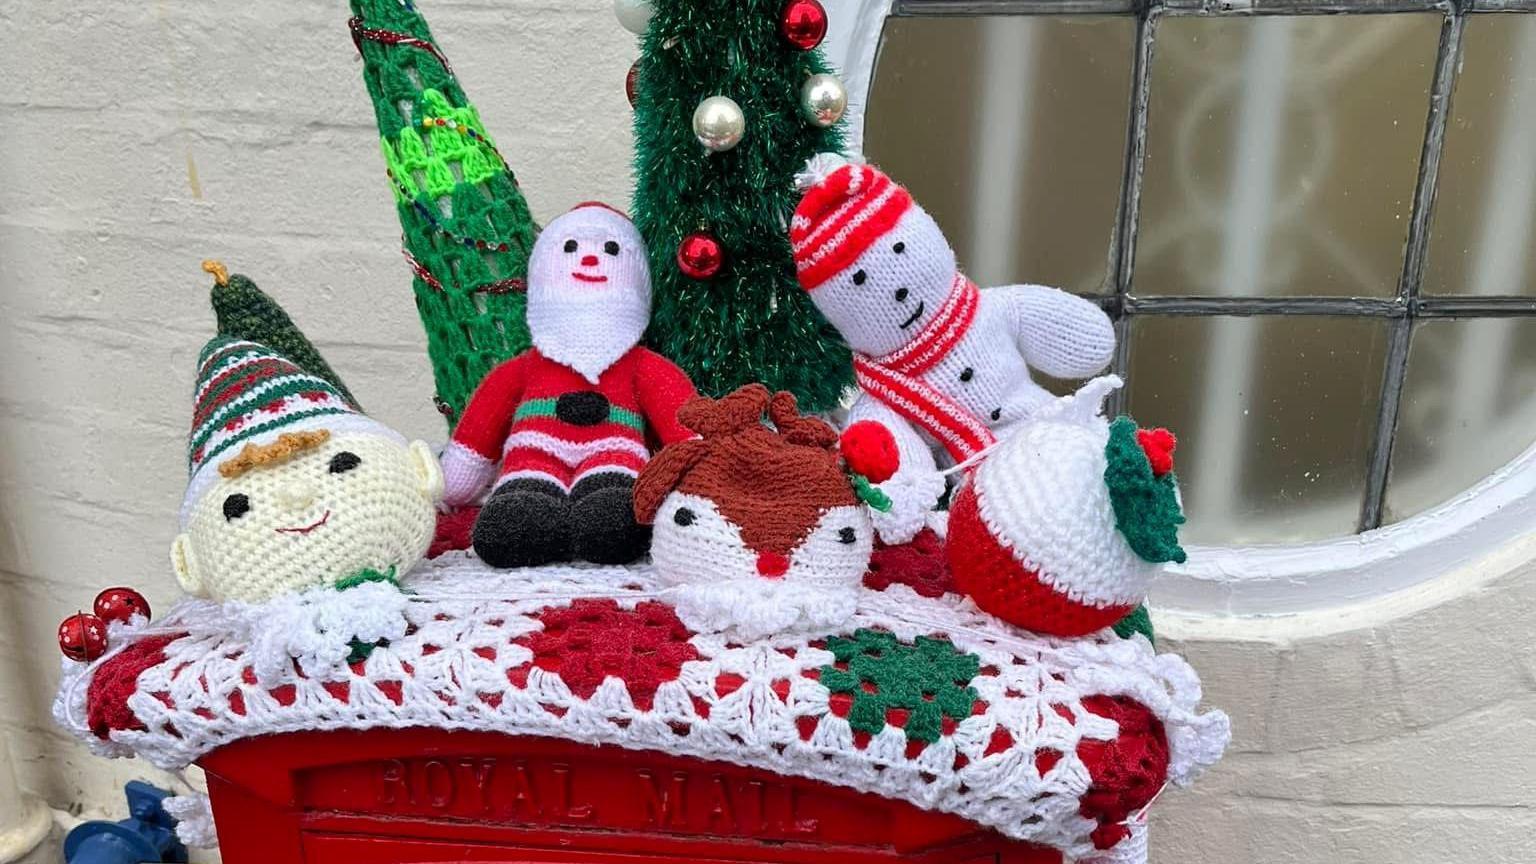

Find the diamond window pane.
[
  {"left": 1422, "top": 17, "right": 1536, "bottom": 298},
  {"left": 864, "top": 16, "right": 1135, "bottom": 295},
  {"left": 1134, "top": 16, "right": 1440, "bottom": 297},
  {"left": 1385, "top": 319, "right": 1536, "bottom": 523},
  {"left": 1125, "top": 315, "right": 1389, "bottom": 544}
]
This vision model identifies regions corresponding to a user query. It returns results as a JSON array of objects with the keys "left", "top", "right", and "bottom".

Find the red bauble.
[
  {"left": 677, "top": 231, "right": 724, "bottom": 279},
  {"left": 59, "top": 612, "right": 109, "bottom": 662},
  {"left": 625, "top": 59, "right": 640, "bottom": 108},
  {"left": 94, "top": 587, "right": 151, "bottom": 625},
  {"left": 840, "top": 420, "right": 900, "bottom": 483},
  {"left": 780, "top": 0, "right": 828, "bottom": 50}
]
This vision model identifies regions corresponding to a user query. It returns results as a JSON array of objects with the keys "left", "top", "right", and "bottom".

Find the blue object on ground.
[{"left": 63, "top": 780, "right": 189, "bottom": 863}]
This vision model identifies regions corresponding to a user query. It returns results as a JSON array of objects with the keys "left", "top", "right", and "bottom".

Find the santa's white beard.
[{"left": 527, "top": 290, "right": 649, "bottom": 383}]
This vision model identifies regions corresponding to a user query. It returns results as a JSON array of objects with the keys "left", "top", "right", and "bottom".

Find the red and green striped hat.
[{"left": 181, "top": 337, "right": 399, "bottom": 526}]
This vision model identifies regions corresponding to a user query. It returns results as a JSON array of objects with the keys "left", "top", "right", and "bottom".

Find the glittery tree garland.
[{"left": 348, "top": 17, "right": 455, "bottom": 77}]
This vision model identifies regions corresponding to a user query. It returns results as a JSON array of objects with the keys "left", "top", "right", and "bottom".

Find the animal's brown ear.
[
  {"left": 769, "top": 390, "right": 838, "bottom": 449},
  {"left": 679, "top": 383, "right": 770, "bottom": 437},
  {"left": 634, "top": 439, "right": 710, "bottom": 523}
]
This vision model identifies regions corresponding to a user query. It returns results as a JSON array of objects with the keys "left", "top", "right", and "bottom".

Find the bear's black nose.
[{"left": 556, "top": 391, "right": 611, "bottom": 425}]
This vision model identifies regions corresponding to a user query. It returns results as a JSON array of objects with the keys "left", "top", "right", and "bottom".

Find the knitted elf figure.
[
  {"left": 171, "top": 336, "right": 443, "bottom": 605},
  {"left": 947, "top": 377, "right": 1186, "bottom": 637},
  {"left": 791, "top": 155, "right": 1117, "bottom": 543},
  {"left": 438, "top": 203, "right": 696, "bottom": 568}
]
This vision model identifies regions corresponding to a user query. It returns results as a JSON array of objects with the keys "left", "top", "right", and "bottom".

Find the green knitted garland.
[
  {"left": 351, "top": 0, "right": 538, "bottom": 429},
  {"left": 1104, "top": 416, "right": 1187, "bottom": 564},
  {"left": 819, "top": 629, "right": 980, "bottom": 743}
]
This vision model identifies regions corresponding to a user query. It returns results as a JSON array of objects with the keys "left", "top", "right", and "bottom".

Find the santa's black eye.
[
  {"left": 893, "top": 242, "right": 905, "bottom": 254},
  {"left": 838, "top": 527, "right": 857, "bottom": 545},
  {"left": 604, "top": 241, "right": 621, "bottom": 256},
  {"left": 852, "top": 269, "right": 867, "bottom": 286},
  {"left": 223, "top": 494, "right": 250, "bottom": 521},
  {"left": 329, "top": 452, "right": 361, "bottom": 474},
  {"left": 673, "top": 507, "right": 696, "bottom": 527},
  {"left": 563, "top": 239, "right": 578, "bottom": 253}
]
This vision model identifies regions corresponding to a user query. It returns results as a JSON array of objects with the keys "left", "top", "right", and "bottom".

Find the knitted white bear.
[{"left": 791, "top": 155, "right": 1116, "bottom": 543}]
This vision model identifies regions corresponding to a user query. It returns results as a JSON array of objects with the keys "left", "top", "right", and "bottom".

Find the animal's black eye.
[
  {"left": 838, "top": 527, "right": 857, "bottom": 545},
  {"left": 852, "top": 269, "right": 867, "bottom": 286},
  {"left": 329, "top": 452, "right": 361, "bottom": 474},
  {"left": 893, "top": 242, "right": 906, "bottom": 254},
  {"left": 223, "top": 494, "right": 251, "bottom": 521},
  {"left": 895, "top": 288, "right": 909, "bottom": 303},
  {"left": 563, "top": 239, "right": 578, "bottom": 253},
  {"left": 604, "top": 240, "right": 621, "bottom": 256},
  {"left": 673, "top": 507, "right": 696, "bottom": 527}
]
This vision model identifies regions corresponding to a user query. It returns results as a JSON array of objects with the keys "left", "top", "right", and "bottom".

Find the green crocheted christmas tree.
[
  {"left": 204, "top": 261, "right": 360, "bottom": 410},
  {"left": 819, "top": 629, "right": 980, "bottom": 743},
  {"left": 349, "top": 0, "right": 538, "bottom": 429},
  {"left": 631, "top": 0, "right": 854, "bottom": 411}
]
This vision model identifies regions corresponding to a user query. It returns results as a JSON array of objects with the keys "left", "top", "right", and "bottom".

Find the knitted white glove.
[
  {"left": 870, "top": 468, "right": 946, "bottom": 545},
  {"left": 438, "top": 440, "right": 496, "bottom": 507}
]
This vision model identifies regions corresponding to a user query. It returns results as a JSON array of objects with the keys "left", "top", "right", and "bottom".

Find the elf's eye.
[
  {"left": 329, "top": 452, "right": 361, "bottom": 474},
  {"left": 838, "top": 526, "right": 857, "bottom": 545},
  {"left": 673, "top": 507, "right": 696, "bottom": 527},
  {"left": 563, "top": 239, "right": 578, "bottom": 253},
  {"left": 852, "top": 269, "right": 867, "bottom": 286},
  {"left": 893, "top": 242, "right": 905, "bottom": 254},
  {"left": 223, "top": 494, "right": 251, "bottom": 521},
  {"left": 604, "top": 240, "right": 621, "bottom": 256}
]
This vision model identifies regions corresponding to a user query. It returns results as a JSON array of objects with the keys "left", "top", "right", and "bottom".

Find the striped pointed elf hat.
[{"left": 181, "top": 337, "right": 400, "bottom": 526}]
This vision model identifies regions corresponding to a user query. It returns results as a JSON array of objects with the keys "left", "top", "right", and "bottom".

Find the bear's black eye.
[
  {"left": 852, "top": 269, "right": 867, "bottom": 286},
  {"left": 893, "top": 242, "right": 906, "bottom": 254},
  {"left": 329, "top": 452, "right": 361, "bottom": 474},
  {"left": 223, "top": 494, "right": 251, "bottom": 521},
  {"left": 673, "top": 507, "right": 696, "bottom": 527},
  {"left": 604, "top": 240, "right": 621, "bottom": 256},
  {"left": 838, "top": 526, "right": 857, "bottom": 545},
  {"left": 563, "top": 239, "right": 578, "bottom": 253}
]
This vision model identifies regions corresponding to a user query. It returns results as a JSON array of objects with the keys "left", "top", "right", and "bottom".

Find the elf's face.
[
  {"left": 172, "top": 433, "right": 443, "bottom": 604},
  {"left": 806, "top": 206, "right": 957, "bottom": 358}
]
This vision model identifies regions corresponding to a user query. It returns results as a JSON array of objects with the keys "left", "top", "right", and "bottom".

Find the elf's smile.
[
  {"left": 276, "top": 510, "right": 331, "bottom": 535},
  {"left": 899, "top": 300, "right": 926, "bottom": 330}
]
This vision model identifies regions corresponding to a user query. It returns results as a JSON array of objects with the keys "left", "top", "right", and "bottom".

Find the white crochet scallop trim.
[{"left": 53, "top": 554, "right": 1228, "bottom": 863}]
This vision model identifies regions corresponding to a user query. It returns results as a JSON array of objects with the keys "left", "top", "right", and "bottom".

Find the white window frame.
[{"left": 824, "top": 0, "right": 1536, "bottom": 616}]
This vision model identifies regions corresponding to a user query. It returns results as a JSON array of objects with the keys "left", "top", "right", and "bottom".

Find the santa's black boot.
[
  {"left": 569, "top": 473, "right": 650, "bottom": 565},
  {"left": 472, "top": 479, "right": 572, "bottom": 568}
]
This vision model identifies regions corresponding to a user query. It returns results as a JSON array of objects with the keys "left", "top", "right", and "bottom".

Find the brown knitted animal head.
[{"left": 636, "top": 384, "right": 872, "bottom": 587}]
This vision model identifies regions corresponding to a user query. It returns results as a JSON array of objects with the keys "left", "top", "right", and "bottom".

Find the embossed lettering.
[
  {"left": 460, "top": 759, "right": 495, "bottom": 814},
  {"left": 508, "top": 759, "right": 541, "bottom": 820},
  {"left": 707, "top": 774, "right": 735, "bottom": 831},
  {"left": 422, "top": 760, "right": 454, "bottom": 809},
  {"left": 376, "top": 759, "right": 407, "bottom": 807},
  {"left": 637, "top": 768, "right": 687, "bottom": 828},
  {"left": 551, "top": 762, "right": 593, "bottom": 821}
]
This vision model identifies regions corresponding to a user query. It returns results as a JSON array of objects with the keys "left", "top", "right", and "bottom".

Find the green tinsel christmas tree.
[
  {"left": 349, "top": 0, "right": 538, "bottom": 429},
  {"left": 631, "top": 0, "right": 854, "bottom": 411}
]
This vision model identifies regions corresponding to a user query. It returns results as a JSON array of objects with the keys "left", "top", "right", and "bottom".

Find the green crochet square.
[{"left": 819, "top": 629, "right": 980, "bottom": 743}]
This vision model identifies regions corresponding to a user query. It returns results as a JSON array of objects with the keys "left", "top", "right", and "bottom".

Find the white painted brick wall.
[{"left": 2, "top": 2, "right": 1533, "bottom": 862}]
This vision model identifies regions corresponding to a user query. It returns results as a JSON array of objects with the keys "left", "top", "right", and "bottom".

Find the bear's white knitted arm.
[
  {"left": 846, "top": 395, "right": 946, "bottom": 544},
  {"left": 994, "top": 284, "right": 1116, "bottom": 379}
]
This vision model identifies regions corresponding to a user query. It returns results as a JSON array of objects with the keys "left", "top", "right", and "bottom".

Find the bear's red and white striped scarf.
[{"left": 853, "top": 273, "right": 996, "bottom": 463}]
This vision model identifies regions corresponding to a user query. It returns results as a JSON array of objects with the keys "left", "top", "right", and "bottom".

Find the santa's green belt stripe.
[{"left": 513, "top": 398, "right": 646, "bottom": 432}]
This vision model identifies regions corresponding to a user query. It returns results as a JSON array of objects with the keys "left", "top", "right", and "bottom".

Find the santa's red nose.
[
  {"left": 756, "top": 551, "right": 790, "bottom": 579},
  {"left": 580, "top": 254, "right": 599, "bottom": 267}
]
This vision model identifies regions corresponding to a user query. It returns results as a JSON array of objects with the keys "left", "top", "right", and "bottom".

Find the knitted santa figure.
[
  {"left": 947, "top": 377, "right": 1187, "bottom": 637},
  {"left": 791, "top": 155, "right": 1116, "bottom": 543},
  {"left": 438, "top": 202, "right": 696, "bottom": 567}
]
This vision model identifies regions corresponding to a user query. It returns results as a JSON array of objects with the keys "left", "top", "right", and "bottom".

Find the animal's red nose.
[
  {"left": 580, "top": 254, "right": 599, "bottom": 267},
  {"left": 756, "top": 551, "right": 790, "bottom": 579}
]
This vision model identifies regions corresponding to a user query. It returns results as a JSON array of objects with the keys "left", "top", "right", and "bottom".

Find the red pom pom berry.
[
  {"left": 58, "top": 612, "right": 109, "bottom": 662},
  {"left": 677, "top": 231, "right": 724, "bottom": 279},
  {"left": 93, "top": 587, "right": 150, "bottom": 625},
  {"left": 1134, "top": 427, "right": 1177, "bottom": 477},
  {"left": 780, "top": 0, "right": 829, "bottom": 50},
  {"left": 840, "top": 420, "right": 900, "bottom": 483}
]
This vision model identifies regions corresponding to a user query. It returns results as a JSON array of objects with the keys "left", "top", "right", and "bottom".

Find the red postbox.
[{"left": 199, "top": 729, "right": 1061, "bottom": 864}]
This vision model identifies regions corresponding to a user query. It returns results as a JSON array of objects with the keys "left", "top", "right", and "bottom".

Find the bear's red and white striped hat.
[{"left": 791, "top": 154, "right": 913, "bottom": 291}]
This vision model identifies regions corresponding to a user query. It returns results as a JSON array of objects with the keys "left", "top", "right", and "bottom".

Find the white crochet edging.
[{"left": 54, "top": 555, "right": 1228, "bottom": 863}]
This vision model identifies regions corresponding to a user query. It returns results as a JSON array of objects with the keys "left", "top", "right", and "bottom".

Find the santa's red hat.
[{"left": 790, "top": 154, "right": 913, "bottom": 291}]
